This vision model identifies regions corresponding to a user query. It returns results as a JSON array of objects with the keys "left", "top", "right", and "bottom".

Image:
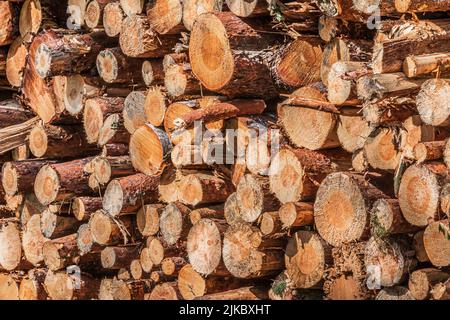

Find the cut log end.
[
  {"left": 103, "top": 2, "right": 124, "bottom": 37},
  {"left": 34, "top": 165, "right": 60, "bottom": 206}
]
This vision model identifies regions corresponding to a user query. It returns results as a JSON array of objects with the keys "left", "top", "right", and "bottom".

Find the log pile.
[{"left": 0, "top": 0, "right": 448, "bottom": 300}]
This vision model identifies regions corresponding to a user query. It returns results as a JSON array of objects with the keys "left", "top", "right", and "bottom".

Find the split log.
[
  {"left": 6, "top": 37, "right": 28, "bottom": 87},
  {"left": 83, "top": 97, "right": 125, "bottom": 144},
  {"left": 285, "top": 231, "right": 332, "bottom": 289},
  {"left": 408, "top": 268, "right": 449, "bottom": 300},
  {"left": 44, "top": 270, "right": 100, "bottom": 300},
  {"left": 129, "top": 123, "right": 172, "bottom": 175},
  {"left": 141, "top": 59, "right": 165, "bottom": 86},
  {"left": 398, "top": 162, "right": 448, "bottom": 227},
  {"left": 146, "top": 0, "right": 185, "bottom": 34},
  {"left": 178, "top": 173, "right": 234, "bottom": 206},
  {"left": 2, "top": 160, "right": 51, "bottom": 196},
  {"left": 34, "top": 157, "right": 94, "bottom": 205},
  {"left": 278, "top": 84, "right": 340, "bottom": 150},
  {"left": 189, "top": 12, "right": 280, "bottom": 98},
  {"left": 278, "top": 202, "right": 314, "bottom": 229},
  {"left": 187, "top": 218, "right": 227, "bottom": 275},
  {"left": 416, "top": 79, "right": 450, "bottom": 127},
  {"left": 268, "top": 147, "right": 352, "bottom": 203},
  {"left": 371, "top": 198, "right": 420, "bottom": 235},
  {"left": 314, "top": 172, "right": 388, "bottom": 247},
  {"left": 33, "top": 30, "right": 117, "bottom": 78},
  {"left": 403, "top": 52, "right": 450, "bottom": 78},
  {"left": 102, "top": 173, "right": 160, "bottom": 216},
  {"left": 97, "top": 47, "right": 145, "bottom": 85},
  {"left": 423, "top": 220, "right": 450, "bottom": 267},
  {"left": 159, "top": 202, "right": 191, "bottom": 245},
  {"left": 73, "top": 197, "right": 103, "bottom": 222},
  {"left": 119, "top": 14, "right": 179, "bottom": 58},
  {"left": 103, "top": 2, "right": 125, "bottom": 37},
  {"left": 364, "top": 236, "right": 417, "bottom": 287},
  {"left": 222, "top": 223, "right": 284, "bottom": 279},
  {"left": 372, "top": 34, "right": 450, "bottom": 74},
  {"left": 236, "top": 174, "right": 279, "bottom": 223}
]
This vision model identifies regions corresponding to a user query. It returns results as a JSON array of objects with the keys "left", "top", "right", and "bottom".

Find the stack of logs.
[{"left": 0, "top": 0, "right": 448, "bottom": 300}]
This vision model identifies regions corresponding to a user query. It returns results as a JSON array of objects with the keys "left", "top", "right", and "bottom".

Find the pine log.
[
  {"left": 365, "top": 236, "right": 417, "bottom": 287},
  {"left": 44, "top": 270, "right": 100, "bottom": 300},
  {"left": 141, "top": 59, "right": 165, "bottom": 86},
  {"left": 337, "top": 114, "right": 373, "bottom": 153},
  {"left": 408, "top": 268, "right": 449, "bottom": 300},
  {"left": 146, "top": 281, "right": 181, "bottom": 300},
  {"left": 195, "top": 286, "right": 269, "bottom": 300},
  {"left": 146, "top": 0, "right": 185, "bottom": 34},
  {"left": 285, "top": 231, "right": 332, "bottom": 289},
  {"left": 136, "top": 204, "right": 164, "bottom": 237},
  {"left": 120, "top": 0, "right": 145, "bottom": 16},
  {"left": 398, "top": 162, "right": 448, "bottom": 227},
  {"left": 278, "top": 202, "right": 314, "bottom": 229},
  {"left": 119, "top": 14, "right": 179, "bottom": 58},
  {"left": 103, "top": 173, "right": 160, "bottom": 216},
  {"left": 22, "top": 214, "right": 49, "bottom": 266},
  {"left": 269, "top": 147, "right": 352, "bottom": 203},
  {"left": 29, "top": 124, "right": 99, "bottom": 159},
  {"left": 431, "top": 279, "right": 450, "bottom": 300},
  {"left": 413, "top": 230, "right": 429, "bottom": 263},
  {"left": 178, "top": 173, "right": 234, "bottom": 206},
  {"left": 97, "top": 113, "right": 130, "bottom": 147},
  {"left": 0, "top": 219, "right": 25, "bottom": 271},
  {"left": 159, "top": 202, "right": 191, "bottom": 245},
  {"left": 403, "top": 52, "right": 450, "bottom": 78},
  {"left": 41, "top": 206, "right": 81, "bottom": 238},
  {"left": 363, "top": 127, "right": 402, "bottom": 171},
  {"left": 187, "top": 218, "right": 228, "bottom": 275},
  {"left": 416, "top": 79, "right": 450, "bottom": 127},
  {"left": 73, "top": 197, "right": 103, "bottom": 222},
  {"left": 423, "top": 219, "right": 450, "bottom": 267},
  {"left": 362, "top": 98, "right": 417, "bottom": 125},
  {"left": 278, "top": 84, "right": 340, "bottom": 150},
  {"left": 161, "top": 257, "right": 187, "bottom": 276},
  {"left": 34, "top": 30, "right": 117, "bottom": 78},
  {"left": 414, "top": 141, "right": 446, "bottom": 163},
  {"left": 129, "top": 123, "right": 172, "bottom": 175},
  {"left": 6, "top": 36, "right": 28, "bottom": 87},
  {"left": 89, "top": 210, "right": 135, "bottom": 245},
  {"left": 67, "top": 0, "right": 88, "bottom": 30},
  {"left": 224, "top": 192, "right": 245, "bottom": 226},
  {"left": 441, "top": 184, "right": 449, "bottom": 218},
  {"left": 327, "top": 61, "right": 367, "bottom": 105},
  {"left": 222, "top": 223, "right": 284, "bottom": 278},
  {"left": 2, "top": 160, "right": 54, "bottom": 196},
  {"left": 371, "top": 198, "right": 420, "bottom": 235},
  {"left": 236, "top": 174, "right": 279, "bottom": 223},
  {"left": 314, "top": 172, "right": 389, "bottom": 247},
  {"left": 101, "top": 245, "right": 140, "bottom": 269},
  {"left": 189, "top": 206, "right": 225, "bottom": 225},
  {"left": 83, "top": 97, "right": 125, "bottom": 144},
  {"left": 189, "top": 12, "right": 280, "bottom": 98},
  {"left": 182, "top": 0, "right": 223, "bottom": 31},
  {"left": 0, "top": 1, "right": 19, "bottom": 46},
  {"left": 99, "top": 278, "right": 152, "bottom": 300},
  {"left": 103, "top": 2, "right": 124, "bottom": 37},
  {"left": 372, "top": 34, "right": 450, "bottom": 74},
  {"left": 89, "top": 156, "right": 135, "bottom": 189},
  {"left": 97, "top": 47, "right": 145, "bottom": 85},
  {"left": 77, "top": 223, "right": 103, "bottom": 255},
  {"left": 85, "top": 0, "right": 113, "bottom": 29},
  {"left": 122, "top": 90, "right": 147, "bottom": 134},
  {"left": 34, "top": 157, "right": 94, "bottom": 205},
  {"left": 18, "top": 269, "right": 48, "bottom": 300},
  {"left": 376, "top": 286, "right": 415, "bottom": 300},
  {"left": 164, "top": 62, "right": 205, "bottom": 99},
  {"left": 0, "top": 273, "right": 20, "bottom": 300}
]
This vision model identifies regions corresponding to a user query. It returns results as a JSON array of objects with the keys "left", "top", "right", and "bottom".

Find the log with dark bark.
[
  {"left": 97, "top": 47, "right": 145, "bottom": 85},
  {"left": 44, "top": 270, "right": 100, "bottom": 300},
  {"left": 73, "top": 197, "right": 103, "bottom": 222},
  {"left": 2, "top": 160, "right": 53, "bottom": 196}
]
